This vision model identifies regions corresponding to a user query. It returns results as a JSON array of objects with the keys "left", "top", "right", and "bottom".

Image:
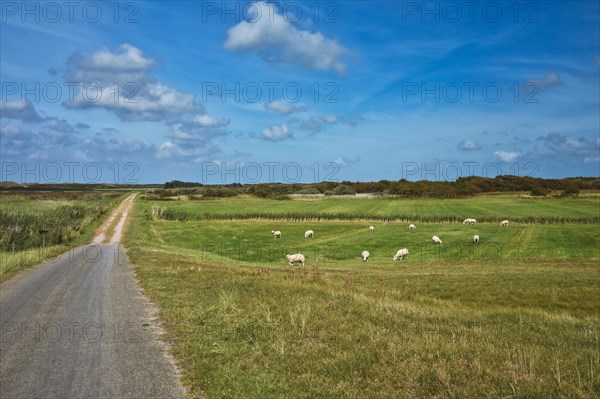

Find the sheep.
[
  {"left": 409, "top": 224, "right": 416, "bottom": 231},
  {"left": 500, "top": 220, "right": 509, "bottom": 227},
  {"left": 463, "top": 218, "right": 477, "bottom": 225},
  {"left": 393, "top": 248, "right": 409, "bottom": 261},
  {"left": 432, "top": 235, "right": 442, "bottom": 245},
  {"left": 271, "top": 230, "right": 282, "bottom": 238},
  {"left": 473, "top": 234, "right": 480, "bottom": 243},
  {"left": 369, "top": 225, "right": 375, "bottom": 233},
  {"left": 361, "top": 250, "right": 370, "bottom": 262},
  {"left": 304, "top": 229, "right": 314, "bottom": 238},
  {"left": 286, "top": 253, "right": 305, "bottom": 266}
]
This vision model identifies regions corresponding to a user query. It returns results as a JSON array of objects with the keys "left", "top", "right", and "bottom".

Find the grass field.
[{"left": 124, "top": 195, "right": 600, "bottom": 398}]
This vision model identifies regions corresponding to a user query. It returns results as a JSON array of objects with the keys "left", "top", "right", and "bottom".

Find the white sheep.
[
  {"left": 473, "top": 234, "right": 480, "bottom": 243},
  {"left": 393, "top": 248, "right": 409, "bottom": 261},
  {"left": 271, "top": 230, "right": 282, "bottom": 238},
  {"left": 463, "top": 218, "right": 477, "bottom": 225},
  {"left": 361, "top": 250, "right": 370, "bottom": 261},
  {"left": 304, "top": 229, "right": 314, "bottom": 238},
  {"left": 432, "top": 235, "right": 442, "bottom": 245},
  {"left": 286, "top": 253, "right": 305, "bottom": 266},
  {"left": 409, "top": 224, "right": 416, "bottom": 231},
  {"left": 500, "top": 220, "right": 509, "bottom": 227},
  {"left": 369, "top": 225, "right": 375, "bottom": 233}
]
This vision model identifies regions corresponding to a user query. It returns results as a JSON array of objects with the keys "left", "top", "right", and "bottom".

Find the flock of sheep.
[{"left": 274, "top": 219, "right": 510, "bottom": 266}]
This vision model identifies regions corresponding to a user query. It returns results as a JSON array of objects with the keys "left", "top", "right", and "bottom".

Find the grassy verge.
[{"left": 124, "top": 200, "right": 600, "bottom": 398}]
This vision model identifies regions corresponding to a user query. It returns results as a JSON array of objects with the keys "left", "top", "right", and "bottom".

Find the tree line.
[{"left": 160, "top": 176, "right": 599, "bottom": 199}]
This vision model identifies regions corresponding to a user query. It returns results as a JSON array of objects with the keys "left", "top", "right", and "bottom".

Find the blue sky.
[{"left": 1, "top": 0, "right": 599, "bottom": 184}]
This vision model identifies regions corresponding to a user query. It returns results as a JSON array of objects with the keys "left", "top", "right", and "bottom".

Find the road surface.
[{"left": 0, "top": 195, "right": 186, "bottom": 399}]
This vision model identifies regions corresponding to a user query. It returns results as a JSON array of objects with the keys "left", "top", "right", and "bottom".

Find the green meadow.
[{"left": 125, "top": 195, "right": 600, "bottom": 398}]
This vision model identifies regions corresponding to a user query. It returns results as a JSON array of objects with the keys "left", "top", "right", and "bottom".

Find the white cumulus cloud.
[
  {"left": 259, "top": 124, "right": 293, "bottom": 142},
  {"left": 224, "top": 2, "right": 347, "bottom": 74},
  {"left": 457, "top": 140, "right": 481, "bottom": 151},
  {"left": 63, "top": 44, "right": 200, "bottom": 121},
  {"left": 321, "top": 114, "right": 338, "bottom": 124},
  {"left": 494, "top": 151, "right": 521, "bottom": 162},
  {"left": 192, "top": 114, "right": 230, "bottom": 127},
  {"left": 334, "top": 155, "right": 360, "bottom": 166},
  {"left": 264, "top": 100, "right": 307, "bottom": 115}
]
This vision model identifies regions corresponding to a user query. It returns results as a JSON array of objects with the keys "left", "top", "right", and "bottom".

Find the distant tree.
[{"left": 164, "top": 180, "right": 202, "bottom": 189}]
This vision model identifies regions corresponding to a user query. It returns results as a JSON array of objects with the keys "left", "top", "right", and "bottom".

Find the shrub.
[
  {"left": 562, "top": 187, "right": 580, "bottom": 197},
  {"left": 531, "top": 187, "right": 550, "bottom": 196},
  {"left": 333, "top": 184, "right": 355, "bottom": 195},
  {"left": 202, "top": 188, "right": 237, "bottom": 198},
  {"left": 297, "top": 187, "right": 321, "bottom": 195}
]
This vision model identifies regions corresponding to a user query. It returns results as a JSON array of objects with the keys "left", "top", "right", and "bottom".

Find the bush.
[
  {"left": 297, "top": 187, "right": 322, "bottom": 195},
  {"left": 562, "top": 187, "right": 580, "bottom": 197},
  {"left": 248, "top": 186, "right": 271, "bottom": 198},
  {"left": 201, "top": 188, "right": 237, "bottom": 198},
  {"left": 333, "top": 184, "right": 355, "bottom": 195},
  {"left": 531, "top": 187, "right": 550, "bottom": 196}
]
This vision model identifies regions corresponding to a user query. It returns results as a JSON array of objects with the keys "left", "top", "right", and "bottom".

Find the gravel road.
[{"left": 0, "top": 196, "right": 185, "bottom": 399}]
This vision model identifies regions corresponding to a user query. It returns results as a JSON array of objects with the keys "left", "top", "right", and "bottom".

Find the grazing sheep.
[
  {"left": 409, "top": 224, "right": 416, "bottom": 231},
  {"left": 473, "top": 234, "right": 480, "bottom": 243},
  {"left": 432, "top": 235, "right": 443, "bottom": 245},
  {"left": 361, "top": 250, "right": 370, "bottom": 261},
  {"left": 271, "top": 230, "right": 282, "bottom": 238},
  {"left": 393, "top": 248, "right": 409, "bottom": 261},
  {"left": 286, "top": 253, "right": 305, "bottom": 266},
  {"left": 369, "top": 225, "right": 375, "bottom": 233},
  {"left": 500, "top": 220, "right": 509, "bottom": 227},
  {"left": 463, "top": 218, "right": 477, "bottom": 225},
  {"left": 304, "top": 229, "right": 314, "bottom": 238}
]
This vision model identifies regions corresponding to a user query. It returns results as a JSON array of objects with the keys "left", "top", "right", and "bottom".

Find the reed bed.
[
  {"left": 0, "top": 193, "right": 122, "bottom": 252},
  {"left": 151, "top": 208, "right": 600, "bottom": 225}
]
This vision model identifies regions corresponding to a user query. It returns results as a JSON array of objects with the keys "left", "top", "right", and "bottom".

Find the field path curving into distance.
[{"left": 0, "top": 194, "right": 186, "bottom": 399}]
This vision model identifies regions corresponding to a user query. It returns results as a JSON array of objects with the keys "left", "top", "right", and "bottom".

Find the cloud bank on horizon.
[{"left": 1, "top": 1, "right": 599, "bottom": 183}]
